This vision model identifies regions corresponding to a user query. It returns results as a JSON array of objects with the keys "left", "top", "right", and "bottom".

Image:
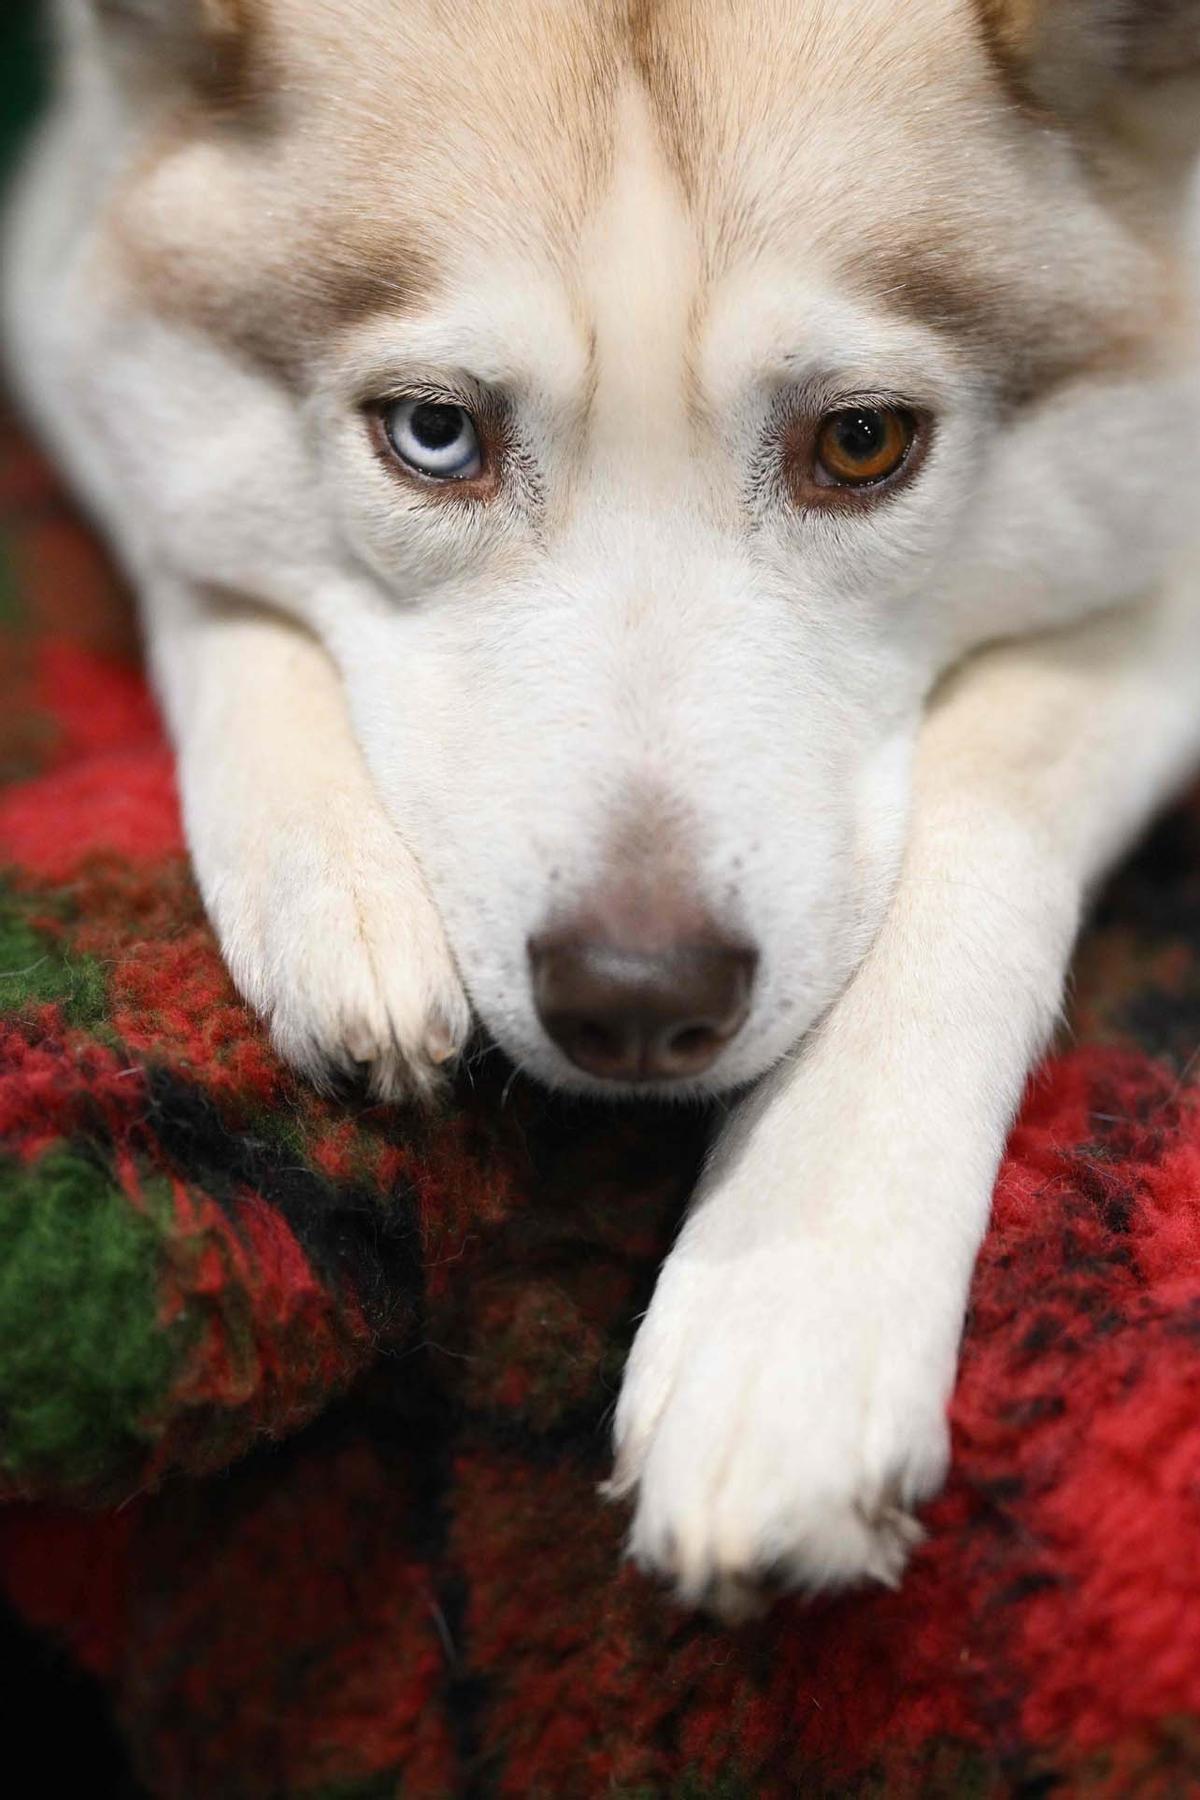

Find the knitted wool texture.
[{"left": 2, "top": 415, "right": 1200, "bottom": 1797}]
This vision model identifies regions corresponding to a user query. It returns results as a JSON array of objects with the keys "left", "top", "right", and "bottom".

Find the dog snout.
[{"left": 528, "top": 925, "right": 757, "bottom": 1083}]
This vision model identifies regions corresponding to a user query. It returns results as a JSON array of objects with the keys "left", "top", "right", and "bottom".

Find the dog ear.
[
  {"left": 89, "top": 0, "right": 253, "bottom": 99},
  {"left": 92, "top": 0, "right": 245, "bottom": 38},
  {"left": 980, "top": 1, "right": 1200, "bottom": 138}
]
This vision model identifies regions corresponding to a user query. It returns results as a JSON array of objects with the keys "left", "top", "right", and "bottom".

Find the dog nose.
[{"left": 528, "top": 932, "right": 757, "bottom": 1082}]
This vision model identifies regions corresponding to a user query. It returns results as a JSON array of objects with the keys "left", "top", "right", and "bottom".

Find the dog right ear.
[{"left": 979, "top": 2, "right": 1200, "bottom": 150}]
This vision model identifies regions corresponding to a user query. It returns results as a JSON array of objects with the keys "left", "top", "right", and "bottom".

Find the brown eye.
[{"left": 814, "top": 406, "right": 915, "bottom": 488}]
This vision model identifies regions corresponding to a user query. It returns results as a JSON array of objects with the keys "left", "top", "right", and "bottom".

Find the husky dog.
[{"left": 5, "top": 0, "right": 1200, "bottom": 1617}]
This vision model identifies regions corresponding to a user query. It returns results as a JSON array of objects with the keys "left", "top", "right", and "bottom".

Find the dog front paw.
[
  {"left": 608, "top": 1235, "right": 954, "bottom": 1622},
  {"left": 207, "top": 803, "right": 470, "bottom": 1101}
]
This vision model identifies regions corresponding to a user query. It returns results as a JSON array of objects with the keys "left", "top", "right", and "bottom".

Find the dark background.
[
  {"left": 1, "top": 3, "right": 47, "bottom": 170},
  {"left": 1, "top": 6, "right": 147, "bottom": 1792}
]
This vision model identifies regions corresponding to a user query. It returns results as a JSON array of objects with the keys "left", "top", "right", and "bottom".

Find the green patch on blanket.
[
  {"left": 0, "top": 880, "right": 108, "bottom": 1028},
  {"left": 0, "top": 1149, "right": 184, "bottom": 1492}
]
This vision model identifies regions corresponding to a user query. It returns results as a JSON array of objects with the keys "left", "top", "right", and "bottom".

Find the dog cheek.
[{"left": 850, "top": 726, "right": 918, "bottom": 931}]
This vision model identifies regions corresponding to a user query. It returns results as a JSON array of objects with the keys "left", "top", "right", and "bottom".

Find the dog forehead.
[
  {"left": 632, "top": 0, "right": 991, "bottom": 208},
  {"left": 277, "top": 0, "right": 1019, "bottom": 346},
  {"left": 284, "top": 0, "right": 1064, "bottom": 350},
  {"left": 251, "top": 0, "right": 989, "bottom": 243},
  {"left": 119, "top": 0, "right": 1146, "bottom": 391},
  {"left": 264, "top": 0, "right": 620, "bottom": 233}
]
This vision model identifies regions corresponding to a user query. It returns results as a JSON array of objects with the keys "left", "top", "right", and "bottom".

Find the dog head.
[{"left": 84, "top": 0, "right": 1200, "bottom": 1092}]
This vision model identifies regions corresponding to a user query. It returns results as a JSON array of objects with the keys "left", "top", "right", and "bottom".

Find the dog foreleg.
[
  {"left": 612, "top": 568, "right": 1200, "bottom": 1618},
  {"left": 145, "top": 581, "right": 470, "bottom": 1098}
]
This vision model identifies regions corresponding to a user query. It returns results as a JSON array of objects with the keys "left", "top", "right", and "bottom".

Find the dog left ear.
[
  {"left": 93, "top": 0, "right": 244, "bottom": 37},
  {"left": 982, "top": 1, "right": 1200, "bottom": 149},
  {"left": 97, "top": 0, "right": 241, "bottom": 21},
  {"left": 90, "top": 0, "right": 253, "bottom": 101}
]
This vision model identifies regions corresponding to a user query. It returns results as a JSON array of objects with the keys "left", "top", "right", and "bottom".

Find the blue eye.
[{"left": 383, "top": 399, "right": 483, "bottom": 480}]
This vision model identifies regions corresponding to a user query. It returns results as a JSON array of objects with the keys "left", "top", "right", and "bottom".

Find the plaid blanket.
[{"left": 2, "top": 411, "right": 1200, "bottom": 1797}]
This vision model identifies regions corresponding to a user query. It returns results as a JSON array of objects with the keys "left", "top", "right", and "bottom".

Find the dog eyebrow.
[
  {"left": 855, "top": 242, "right": 1150, "bottom": 410},
  {"left": 866, "top": 252, "right": 1002, "bottom": 348},
  {"left": 111, "top": 131, "right": 439, "bottom": 388},
  {"left": 853, "top": 245, "right": 1040, "bottom": 402},
  {"left": 306, "top": 248, "right": 440, "bottom": 340}
]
